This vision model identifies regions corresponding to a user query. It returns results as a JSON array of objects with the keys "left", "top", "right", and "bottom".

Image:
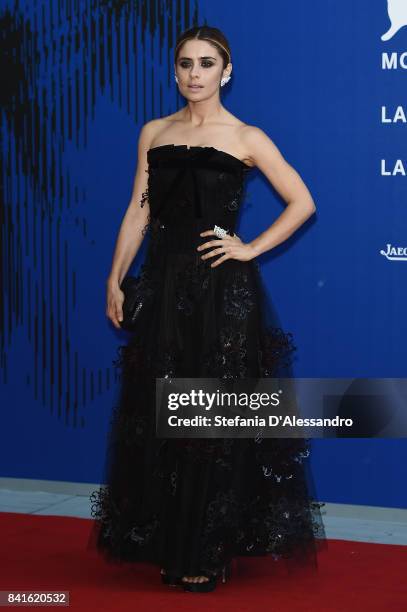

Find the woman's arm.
[
  {"left": 106, "top": 120, "right": 156, "bottom": 329},
  {"left": 243, "top": 126, "right": 316, "bottom": 257},
  {"left": 199, "top": 126, "right": 317, "bottom": 268}
]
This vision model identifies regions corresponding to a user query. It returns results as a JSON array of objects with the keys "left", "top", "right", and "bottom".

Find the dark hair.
[{"left": 174, "top": 25, "right": 231, "bottom": 69}]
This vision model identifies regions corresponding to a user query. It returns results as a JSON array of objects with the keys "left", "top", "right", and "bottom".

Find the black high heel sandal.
[{"left": 182, "top": 563, "right": 232, "bottom": 593}]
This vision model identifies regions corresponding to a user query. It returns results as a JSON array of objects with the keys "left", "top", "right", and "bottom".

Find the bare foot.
[{"left": 182, "top": 575, "right": 209, "bottom": 584}]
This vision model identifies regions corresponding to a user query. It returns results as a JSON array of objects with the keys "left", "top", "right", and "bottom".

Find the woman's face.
[{"left": 174, "top": 39, "right": 231, "bottom": 99}]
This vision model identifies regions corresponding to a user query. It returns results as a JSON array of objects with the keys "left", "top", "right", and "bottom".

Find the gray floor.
[{"left": 1, "top": 477, "right": 406, "bottom": 546}]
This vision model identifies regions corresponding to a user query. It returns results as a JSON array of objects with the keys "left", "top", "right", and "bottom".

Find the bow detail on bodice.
[{"left": 151, "top": 147, "right": 227, "bottom": 219}]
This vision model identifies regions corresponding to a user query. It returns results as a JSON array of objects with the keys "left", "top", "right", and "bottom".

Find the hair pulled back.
[{"left": 174, "top": 25, "right": 231, "bottom": 69}]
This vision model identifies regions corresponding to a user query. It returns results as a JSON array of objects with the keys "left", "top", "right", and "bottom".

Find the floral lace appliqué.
[
  {"left": 203, "top": 326, "right": 248, "bottom": 379},
  {"left": 224, "top": 271, "right": 255, "bottom": 320}
]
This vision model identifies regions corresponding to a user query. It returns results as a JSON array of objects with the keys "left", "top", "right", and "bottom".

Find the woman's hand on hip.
[{"left": 197, "top": 230, "right": 257, "bottom": 268}]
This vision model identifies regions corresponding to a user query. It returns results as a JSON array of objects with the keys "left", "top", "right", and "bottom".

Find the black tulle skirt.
[{"left": 88, "top": 222, "right": 326, "bottom": 577}]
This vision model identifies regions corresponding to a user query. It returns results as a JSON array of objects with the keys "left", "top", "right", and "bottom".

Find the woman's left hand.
[{"left": 197, "top": 230, "right": 257, "bottom": 268}]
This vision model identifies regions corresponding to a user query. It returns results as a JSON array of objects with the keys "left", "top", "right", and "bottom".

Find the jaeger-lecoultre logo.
[{"left": 380, "top": 244, "right": 407, "bottom": 260}]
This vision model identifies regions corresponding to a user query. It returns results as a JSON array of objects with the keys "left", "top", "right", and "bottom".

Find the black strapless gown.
[{"left": 88, "top": 144, "right": 326, "bottom": 578}]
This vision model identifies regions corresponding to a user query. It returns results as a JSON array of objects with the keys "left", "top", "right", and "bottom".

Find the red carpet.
[{"left": 0, "top": 512, "right": 406, "bottom": 611}]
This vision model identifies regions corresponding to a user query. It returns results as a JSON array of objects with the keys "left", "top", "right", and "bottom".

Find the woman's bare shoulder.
[
  {"left": 237, "top": 123, "right": 285, "bottom": 166},
  {"left": 224, "top": 112, "right": 273, "bottom": 146},
  {"left": 238, "top": 123, "right": 272, "bottom": 145},
  {"left": 139, "top": 112, "right": 182, "bottom": 148},
  {"left": 139, "top": 117, "right": 168, "bottom": 143}
]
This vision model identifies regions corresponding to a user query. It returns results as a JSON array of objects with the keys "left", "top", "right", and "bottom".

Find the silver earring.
[
  {"left": 220, "top": 75, "right": 231, "bottom": 87},
  {"left": 174, "top": 74, "right": 179, "bottom": 84}
]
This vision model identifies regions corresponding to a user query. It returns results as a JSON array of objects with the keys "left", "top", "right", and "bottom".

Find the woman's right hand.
[{"left": 106, "top": 279, "right": 124, "bottom": 329}]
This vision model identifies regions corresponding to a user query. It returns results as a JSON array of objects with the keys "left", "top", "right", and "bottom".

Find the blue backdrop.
[{"left": 1, "top": 0, "right": 406, "bottom": 509}]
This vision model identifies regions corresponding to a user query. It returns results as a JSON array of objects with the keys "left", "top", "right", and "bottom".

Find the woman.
[{"left": 89, "top": 25, "right": 326, "bottom": 593}]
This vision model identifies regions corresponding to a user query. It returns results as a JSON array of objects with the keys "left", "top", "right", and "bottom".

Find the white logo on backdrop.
[
  {"left": 380, "top": 244, "right": 407, "bottom": 260},
  {"left": 382, "top": 0, "right": 407, "bottom": 41}
]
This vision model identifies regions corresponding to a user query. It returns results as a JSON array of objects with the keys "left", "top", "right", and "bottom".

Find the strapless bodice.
[{"left": 146, "top": 144, "right": 252, "bottom": 230}]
